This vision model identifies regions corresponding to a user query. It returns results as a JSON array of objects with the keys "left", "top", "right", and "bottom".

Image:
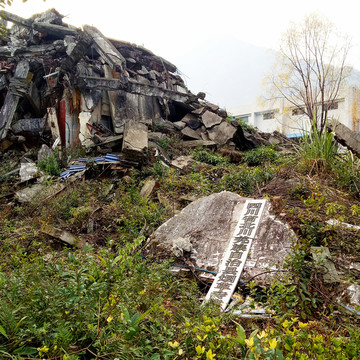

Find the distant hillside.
[{"left": 171, "top": 36, "right": 276, "bottom": 110}]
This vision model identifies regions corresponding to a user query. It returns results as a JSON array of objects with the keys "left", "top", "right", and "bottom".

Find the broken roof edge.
[
  {"left": 1, "top": 9, "right": 178, "bottom": 74},
  {"left": 110, "top": 38, "right": 177, "bottom": 73}
]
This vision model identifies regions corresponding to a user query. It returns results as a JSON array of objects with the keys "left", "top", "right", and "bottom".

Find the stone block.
[
  {"left": 202, "top": 110, "right": 222, "bottom": 128},
  {"left": 122, "top": 120, "right": 148, "bottom": 161},
  {"left": 208, "top": 121, "right": 236, "bottom": 145}
]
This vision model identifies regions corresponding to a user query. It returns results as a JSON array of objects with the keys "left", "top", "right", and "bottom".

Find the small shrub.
[
  {"left": 220, "top": 167, "right": 254, "bottom": 195},
  {"left": 237, "top": 118, "right": 256, "bottom": 133},
  {"left": 332, "top": 151, "right": 360, "bottom": 197},
  {"left": 243, "top": 146, "right": 279, "bottom": 166},
  {"left": 296, "top": 117, "right": 338, "bottom": 174},
  {"left": 37, "top": 154, "right": 61, "bottom": 176},
  {"left": 191, "top": 149, "right": 229, "bottom": 166}
]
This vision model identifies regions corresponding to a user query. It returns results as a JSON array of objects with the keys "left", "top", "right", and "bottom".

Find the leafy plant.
[
  {"left": 237, "top": 118, "right": 257, "bottom": 133},
  {"left": 296, "top": 117, "right": 338, "bottom": 174},
  {"left": 37, "top": 154, "right": 61, "bottom": 176},
  {"left": 192, "top": 149, "right": 229, "bottom": 166},
  {"left": 242, "top": 146, "right": 279, "bottom": 166}
]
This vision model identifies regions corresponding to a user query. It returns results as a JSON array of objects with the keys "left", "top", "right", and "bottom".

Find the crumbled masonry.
[{"left": 0, "top": 8, "right": 292, "bottom": 160}]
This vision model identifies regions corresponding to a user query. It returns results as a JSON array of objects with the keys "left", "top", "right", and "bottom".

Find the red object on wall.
[{"left": 59, "top": 99, "right": 66, "bottom": 146}]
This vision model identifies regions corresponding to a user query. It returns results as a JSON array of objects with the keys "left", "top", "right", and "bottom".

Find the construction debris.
[
  {"left": 0, "top": 8, "right": 290, "bottom": 162},
  {"left": 41, "top": 225, "right": 85, "bottom": 248},
  {"left": 328, "top": 120, "right": 360, "bottom": 158}
]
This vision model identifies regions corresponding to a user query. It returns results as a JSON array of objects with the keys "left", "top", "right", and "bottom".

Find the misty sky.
[{"left": 5, "top": 0, "right": 360, "bottom": 110}]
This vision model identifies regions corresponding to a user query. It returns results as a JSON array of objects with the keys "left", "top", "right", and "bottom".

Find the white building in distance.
[{"left": 229, "top": 86, "right": 360, "bottom": 137}]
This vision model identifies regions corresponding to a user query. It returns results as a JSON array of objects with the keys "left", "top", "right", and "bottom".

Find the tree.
[
  {"left": 266, "top": 14, "right": 351, "bottom": 134},
  {"left": 0, "top": 0, "right": 45, "bottom": 8}
]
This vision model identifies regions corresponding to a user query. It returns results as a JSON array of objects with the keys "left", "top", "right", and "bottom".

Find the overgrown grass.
[
  {"left": 242, "top": 146, "right": 280, "bottom": 166},
  {"left": 1, "top": 136, "right": 360, "bottom": 359},
  {"left": 191, "top": 148, "right": 229, "bottom": 166},
  {"left": 296, "top": 118, "right": 338, "bottom": 174},
  {"left": 37, "top": 154, "right": 61, "bottom": 177}
]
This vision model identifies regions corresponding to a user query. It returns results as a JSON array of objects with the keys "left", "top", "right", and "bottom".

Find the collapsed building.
[{"left": 0, "top": 9, "right": 292, "bottom": 164}]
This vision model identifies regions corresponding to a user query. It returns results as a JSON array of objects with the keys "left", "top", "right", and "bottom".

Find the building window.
[
  {"left": 238, "top": 116, "right": 249, "bottom": 123},
  {"left": 324, "top": 102, "right": 338, "bottom": 111},
  {"left": 263, "top": 111, "right": 275, "bottom": 120},
  {"left": 292, "top": 107, "right": 305, "bottom": 116}
]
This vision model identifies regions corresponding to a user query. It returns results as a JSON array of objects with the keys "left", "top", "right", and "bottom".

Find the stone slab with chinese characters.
[
  {"left": 145, "top": 191, "right": 296, "bottom": 284},
  {"left": 205, "top": 199, "right": 267, "bottom": 310}
]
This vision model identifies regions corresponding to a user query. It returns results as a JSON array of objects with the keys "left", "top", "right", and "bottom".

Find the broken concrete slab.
[
  {"left": 19, "top": 161, "right": 38, "bottom": 182},
  {"left": 208, "top": 121, "right": 237, "bottom": 145},
  {"left": 202, "top": 110, "right": 223, "bottom": 129},
  {"left": 181, "top": 126, "right": 201, "bottom": 140},
  {"left": 145, "top": 191, "right": 296, "bottom": 284},
  {"left": 41, "top": 226, "right": 85, "bottom": 249},
  {"left": 140, "top": 178, "right": 156, "bottom": 199},
  {"left": 173, "top": 121, "right": 186, "bottom": 130},
  {"left": 182, "top": 140, "right": 217, "bottom": 148},
  {"left": 15, "top": 183, "right": 44, "bottom": 203},
  {"left": 341, "top": 284, "right": 360, "bottom": 310},
  {"left": 37, "top": 144, "right": 52, "bottom": 162},
  {"left": 192, "top": 107, "right": 205, "bottom": 115},
  {"left": 12, "top": 118, "right": 45, "bottom": 134},
  {"left": 122, "top": 120, "right": 148, "bottom": 162},
  {"left": 83, "top": 25, "right": 126, "bottom": 71},
  {"left": 311, "top": 246, "right": 340, "bottom": 284},
  {"left": 180, "top": 113, "right": 199, "bottom": 124},
  {"left": 171, "top": 155, "right": 195, "bottom": 171},
  {"left": 328, "top": 121, "right": 360, "bottom": 158},
  {"left": 0, "top": 59, "right": 30, "bottom": 140}
]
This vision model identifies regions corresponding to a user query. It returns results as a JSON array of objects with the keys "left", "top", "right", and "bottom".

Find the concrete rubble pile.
[{"left": 0, "top": 9, "right": 291, "bottom": 164}]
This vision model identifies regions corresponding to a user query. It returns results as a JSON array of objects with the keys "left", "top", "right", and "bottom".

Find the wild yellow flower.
[
  {"left": 206, "top": 348, "right": 216, "bottom": 360},
  {"left": 281, "top": 319, "right": 291, "bottom": 328},
  {"left": 106, "top": 316, "right": 113, "bottom": 323},
  {"left": 195, "top": 345, "right": 205, "bottom": 355},
  {"left": 245, "top": 337, "right": 254, "bottom": 348},
  {"left": 258, "top": 330, "right": 268, "bottom": 339},
  {"left": 269, "top": 338, "right": 277, "bottom": 349},
  {"left": 298, "top": 321, "right": 308, "bottom": 330},
  {"left": 178, "top": 349, "right": 184, "bottom": 355},
  {"left": 37, "top": 345, "right": 49, "bottom": 353},
  {"left": 168, "top": 341, "right": 180, "bottom": 348},
  {"left": 196, "top": 334, "right": 208, "bottom": 341}
]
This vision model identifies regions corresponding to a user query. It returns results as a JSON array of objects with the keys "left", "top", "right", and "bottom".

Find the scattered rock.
[
  {"left": 140, "top": 178, "right": 156, "bottom": 198},
  {"left": 145, "top": 191, "right": 296, "bottom": 283},
  {"left": 19, "top": 161, "right": 37, "bottom": 182},
  {"left": 15, "top": 183, "right": 44, "bottom": 203},
  {"left": 202, "top": 110, "right": 223, "bottom": 129},
  {"left": 41, "top": 226, "right": 85, "bottom": 249},
  {"left": 311, "top": 246, "right": 340, "bottom": 284},
  {"left": 208, "top": 122, "right": 237, "bottom": 145},
  {"left": 171, "top": 155, "right": 195, "bottom": 171},
  {"left": 181, "top": 127, "right": 201, "bottom": 140}
]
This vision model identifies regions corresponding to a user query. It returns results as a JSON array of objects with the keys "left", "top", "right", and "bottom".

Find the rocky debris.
[
  {"left": 140, "top": 178, "right": 156, "bottom": 199},
  {"left": 122, "top": 120, "right": 148, "bottom": 164},
  {"left": 328, "top": 121, "right": 360, "bottom": 158},
  {"left": 0, "top": 9, "right": 291, "bottom": 164},
  {"left": 340, "top": 284, "right": 360, "bottom": 311},
  {"left": 311, "top": 246, "right": 340, "bottom": 284},
  {"left": 171, "top": 155, "right": 195, "bottom": 171},
  {"left": 144, "top": 191, "right": 296, "bottom": 284},
  {"left": 202, "top": 111, "right": 223, "bottom": 128},
  {"left": 208, "top": 121, "right": 237, "bottom": 145},
  {"left": 19, "top": 160, "right": 37, "bottom": 181},
  {"left": 15, "top": 183, "right": 44, "bottom": 203},
  {"left": 41, "top": 225, "right": 85, "bottom": 249}
]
